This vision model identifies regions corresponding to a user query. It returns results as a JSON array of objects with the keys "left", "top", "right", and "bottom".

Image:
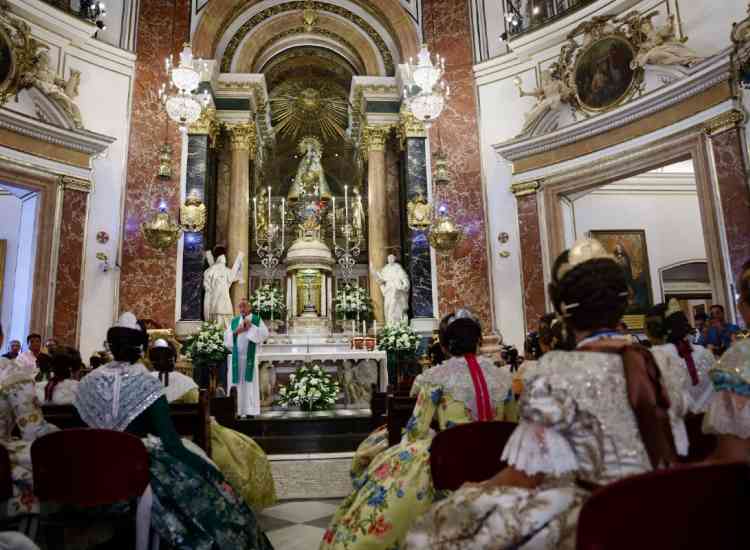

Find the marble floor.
[{"left": 258, "top": 498, "right": 342, "bottom": 550}]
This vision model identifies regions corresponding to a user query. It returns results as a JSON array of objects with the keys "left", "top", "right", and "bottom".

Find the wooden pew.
[
  {"left": 39, "top": 390, "right": 211, "bottom": 454},
  {"left": 386, "top": 395, "right": 417, "bottom": 447}
]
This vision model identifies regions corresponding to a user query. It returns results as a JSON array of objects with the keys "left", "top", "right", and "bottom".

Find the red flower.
[
  {"left": 368, "top": 516, "right": 392, "bottom": 538},
  {"left": 374, "top": 463, "right": 390, "bottom": 479},
  {"left": 323, "top": 529, "right": 335, "bottom": 544}
]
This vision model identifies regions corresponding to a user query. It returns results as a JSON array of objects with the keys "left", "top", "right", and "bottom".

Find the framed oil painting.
[
  {"left": 574, "top": 35, "right": 639, "bottom": 112},
  {"left": 589, "top": 229, "right": 653, "bottom": 329}
]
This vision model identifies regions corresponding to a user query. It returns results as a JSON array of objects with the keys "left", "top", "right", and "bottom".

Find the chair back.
[
  {"left": 166, "top": 389, "right": 211, "bottom": 455},
  {"left": 31, "top": 429, "right": 150, "bottom": 507},
  {"left": 0, "top": 444, "right": 12, "bottom": 500},
  {"left": 430, "top": 421, "right": 517, "bottom": 491},
  {"left": 576, "top": 462, "right": 750, "bottom": 550},
  {"left": 682, "top": 413, "right": 716, "bottom": 463},
  {"left": 387, "top": 395, "right": 417, "bottom": 447}
]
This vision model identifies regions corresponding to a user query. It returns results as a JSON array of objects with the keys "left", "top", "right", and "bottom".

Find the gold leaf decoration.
[{"left": 269, "top": 79, "right": 348, "bottom": 142}]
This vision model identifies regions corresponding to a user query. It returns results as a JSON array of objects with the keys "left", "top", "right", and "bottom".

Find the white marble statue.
[
  {"left": 631, "top": 14, "right": 702, "bottom": 70},
  {"left": 372, "top": 254, "right": 410, "bottom": 326},
  {"left": 516, "top": 69, "right": 573, "bottom": 134},
  {"left": 203, "top": 248, "right": 244, "bottom": 326},
  {"left": 31, "top": 51, "right": 83, "bottom": 128}
]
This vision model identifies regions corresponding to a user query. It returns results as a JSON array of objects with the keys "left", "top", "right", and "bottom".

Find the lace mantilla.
[
  {"left": 653, "top": 343, "right": 715, "bottom": 413},
  {"left": 0, "top": 358, "right": 37, "bottom": 393},
  {"left": 149, "top": 371, "right": 197, "bottom": 403},
  {"left": 75, "top": 361, "right": 163, "bottom": 432},
  {"left": 413, "top": 355, "right": 512, "bottom": 412}
]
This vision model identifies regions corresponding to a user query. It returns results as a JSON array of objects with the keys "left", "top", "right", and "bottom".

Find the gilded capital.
[
  {"left": 188, "top": 108, "right": 221, "bottom": 148},
  {"left": 362, "top": 125, "right": 392, "bottom": 153},
  {"left": 703, "top": 109, "right": 745, "bottom": 136},
  {"left": 510, "top": 180, "right": 541, "bottom": 197},
  {"left": 228, "top": 122, "right": 257, "bottom": 157},
  {"left": 398, "top": 106, "right": 426, "bottom": 147},
  {"left": 59, "top": 175, "right": 92, "bottom": 193}
]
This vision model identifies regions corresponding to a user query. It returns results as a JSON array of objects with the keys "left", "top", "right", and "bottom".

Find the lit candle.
[
  {"left": 267, "top": 186, "right": 272, "bottom": 241},
  {"left": 332, "top": 196, "right": 336, "bottom": 241},
  {"left": 351, "top": 320, "right": 355, "bottom": 335},
  {"left": 344, "top": 185, "right": 349, "bottom": 231},
  {"left": 253, "top": 196, "right": 257, "bottom": 242},
  {"left": 362, "top": 320, "right": 366, "bottom": 336},
  {"left": 281, "top": 198, "right": 286, "bottom": 249},
  {"left": 373, "top": 320, "right": 377, "bottom": 335}
]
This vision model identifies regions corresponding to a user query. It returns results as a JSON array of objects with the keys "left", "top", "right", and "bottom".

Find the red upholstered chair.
[
  {"left": 31, "top": 429, "right": 153, "bottom": 549},
  {"left": 0, "top": 444, "right": 12, "bottom": 501},
  {"left": 430, "top": 421, "right": 517, "bottom": 491},
  {"left": 576, "top": 462, "right": 750, "bottom": 550}
]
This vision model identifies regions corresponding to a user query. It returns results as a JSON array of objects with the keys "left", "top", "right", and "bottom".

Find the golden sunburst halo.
[{"left": 269, "top": 78, "right": 349, "bottom": 142}]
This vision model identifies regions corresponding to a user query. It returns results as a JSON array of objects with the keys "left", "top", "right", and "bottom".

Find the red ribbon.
[
  {"left": 465, "top": 353, "right": 493, "bottom": 421},
  {"left": 676, "top": 340, "right": 699, "bottom": 386}
]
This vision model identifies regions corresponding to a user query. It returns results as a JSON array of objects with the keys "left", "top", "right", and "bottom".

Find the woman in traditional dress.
[
  {"left": 321, "top": 310, "right": 513, "bottom": 550},
  {"left": 74, "top": 313, "right": 273, "bottom": 550},
  {"left": 36, "top": 347, "right": 81, "bottom": 405},
  {"left": 703, "top": 261, "right": 750, "bottom": 462},
  {"left": 0, "top": 324, "right": 58, "bottom": 521},
  {"left": 405, "top": 239, "right": 681, "bottom": 549},
  {"left": 148, "top": 339, "right": 277, "bottom": 509},
  {"left": 647, "top": 301, "right": 716, "bottom": 414}
]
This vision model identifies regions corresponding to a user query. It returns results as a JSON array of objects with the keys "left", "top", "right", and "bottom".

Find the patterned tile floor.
[{"left": 258, "top": 499, "right": 342, "bottom": 550}]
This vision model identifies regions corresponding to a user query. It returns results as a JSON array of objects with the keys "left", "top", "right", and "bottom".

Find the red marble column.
[
  {"left": 710, "top": 128, "right": 750, "bottom": 284},
  {"left": 423, "top": 0, "right": 493, "bottom": 330},
  {"left": 53, "top": 188, "right": 88, "bottom": 345},
  {"left": 118, "top": 0, "right": 189, "bottom": 327},
  {"left": 516, "top": 193, "right": 546, "bottom": 328}
]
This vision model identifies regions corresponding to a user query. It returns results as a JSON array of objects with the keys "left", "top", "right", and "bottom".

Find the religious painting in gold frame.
[
  {"left": 589, "top": 229, "right": 653, "bottom": 330},
  {"left": 0, "top": 25, "right": 16, "bottom": 104},
  {"left": 573, "top": 35, "right": 641, "bottom": 113},
  {"left": 0, "top": 239, "right": 6, "bottom": 315}
]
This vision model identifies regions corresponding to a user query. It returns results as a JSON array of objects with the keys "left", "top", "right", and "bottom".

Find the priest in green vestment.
[{"left": 224, "top": 299, "right": 269, "bottom": 417}]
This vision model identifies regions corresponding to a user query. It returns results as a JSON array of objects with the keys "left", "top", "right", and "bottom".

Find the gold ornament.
[
  {"left": 429, "top": 211, "right": 462, "bottom": 256},
  {"left": 407, "top": 192, "right": 432, "bottom": 230},
  {"left": 433, "top": 153, "right": 450, "bottom": 184},
  {"left": 142, "top": 208, "right": 182, "bottom": 250},
  {"left": 0, "top": 3, "right": 47, "bottom": 106},
  {"left": 302, "top": 0, "right": 318, "bottom": 31},
  {"left": 556, "top": 238, "right": 614, "bottom": 280},
  {"left": 269, "top": 78, "right": 348, "bottom": 142},
  {"left": 180, "top": 190, "right": 207, "bottom": 232},
  {"left": 158, "top": 144, "right": 172, "bottom": 179}
]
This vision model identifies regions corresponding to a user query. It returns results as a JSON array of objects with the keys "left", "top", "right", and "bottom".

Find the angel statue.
[
  {"left": 515, "top": 68, "right": 573, "bottom": 134},
  {"left": 631, "top": 13, "right": 702, "bottom": 70},
  {"left": 30, "top": 51, "right": 83, "bottom": 128},
  {"left": 287, "top": 136, "right": 332, "bottom": 202},
  {"left": 203, "top": 246, "right": 244, "bottom": 327}
]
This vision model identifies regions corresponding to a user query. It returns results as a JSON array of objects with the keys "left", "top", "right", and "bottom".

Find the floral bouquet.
[
  {"left": 251, "top": 284, "right": 287, "bottom": 319},
  {"left": 183, "top": 322, "right": 230, "bottom": 369},
  {"left": 334, "top": 283, "right": 373, "bottom": 320},
  {"left": 278, "top": 364, "right": 340, "bottom": 411},
  {"left": 376, "top": 321, "right": 421, "bottom": 353}
]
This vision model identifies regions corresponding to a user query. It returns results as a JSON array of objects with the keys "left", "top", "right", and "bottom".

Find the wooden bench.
[
  {"left": 39, "top": 390, "right": 211, "bottom": 455},
  {"left": 386, "top": 395, "right": 417, "bottom": 447}
]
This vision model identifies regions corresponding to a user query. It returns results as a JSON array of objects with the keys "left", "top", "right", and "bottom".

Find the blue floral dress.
[{"left": 321, "top": 356, "right": 512, "bottom": 550}]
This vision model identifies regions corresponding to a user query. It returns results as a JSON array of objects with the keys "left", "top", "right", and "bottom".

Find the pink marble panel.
[
  {"left": 711, "top": 129, "right": 750, "bottom": 283},
  {"left": 118, "top": 0, "right": 190, "bottom": 327},
  {"left": 423, "top": 0, "right": 493, "bottom": 330},
  {"left": 516, "top": 193, "right": 546, "bottom": 328},
  {"left": 53, "top": 189, "right": 87, "bottom": 345}
]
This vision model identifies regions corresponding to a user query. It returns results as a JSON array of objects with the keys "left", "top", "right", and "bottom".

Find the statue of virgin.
[{"left": 287, "top": 136, "right": 332, "bottom": 202}]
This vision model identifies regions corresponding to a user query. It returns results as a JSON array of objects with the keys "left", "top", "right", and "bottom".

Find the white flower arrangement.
[
  {"left": 377, "top": 320, "right": 421, "bottom": 353},
  {"left": 251, "top": 284, "right": 286, "bottom": 318},
  {"left": 184, "top": 322, "right": 230, "bottom": 368},
  {"left": 334, "top": 283, "right": 373, "bottom": 319},
  {"left": 277, "top": 364, "right": 340, "bottom": 411}
]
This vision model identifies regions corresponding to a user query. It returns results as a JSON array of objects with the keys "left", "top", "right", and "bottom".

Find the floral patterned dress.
[
  {"left": 703, "top": 339, "right": 750, "bottom": 439},
  {"left": 405, "top": 349, "right": 678, "bottom": 550},
  {"left": 0, "top": 358, "right": 58, "bottom": 520},
  {"left": 152, "top": 370, "right": 277, "bottom": 509},
  {"left": 321, "top": 355, "right": 512, "bottom": 550},
  {"left": 75, "top": 361, "right": 273, "bottom": 550}
]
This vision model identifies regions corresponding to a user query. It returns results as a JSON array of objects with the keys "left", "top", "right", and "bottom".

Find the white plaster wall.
[
  {"left": 6, "top": 1, "right": 136, "bottom": 360},
  {"left": 473, "top": 0, "right": 745, "bottom": 347},
  {"left": 568, "top": 186, "right": 707, "bottom": 301},
  {"left": 0, "top": 194, "right": 22, "bottom": 343}
]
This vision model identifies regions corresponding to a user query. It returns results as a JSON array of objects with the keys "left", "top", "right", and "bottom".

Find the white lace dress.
[
  {"left": 405, "top": 351, "right": 660, "bottom": 550},
  {"left": 703, "top": 339, "right": 750, "bottom": 439},
  {"left": 653, "top": 343, "right": 715, "bottom": 414}
]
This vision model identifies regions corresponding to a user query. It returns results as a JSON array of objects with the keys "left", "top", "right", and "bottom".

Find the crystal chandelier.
[
  {"left": 159, "top": 43, "right": 210, "bottom": 132},
  {"left": 403, "top": 44, "right": 450, "bottom": 126}
]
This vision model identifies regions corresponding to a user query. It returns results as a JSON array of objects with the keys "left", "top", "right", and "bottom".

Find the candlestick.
[
  {"left": 281, "top": 198, "right": 286, "bottom": 249},
  {"left": 267, "top": 186, "right": 272, "bottom": 241},
  {"left": 351, "top": 320, "right": 355, "bottom": 335},
  {"left": 332, "top": 196, "right": 336, "bottom": 241},
  {"left": 362, "top": 320, "right": 366, "bottom": 336},
  {"left": 344, "top": 185, "right": 349, "bottom": 236},
  {"left": 373, "top": 320, "right": 377, "bottom": 335}
]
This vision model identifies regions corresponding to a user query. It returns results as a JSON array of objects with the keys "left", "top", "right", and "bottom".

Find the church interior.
[{"left": 1, "top": 0, "right": 750, "bottom": 548}]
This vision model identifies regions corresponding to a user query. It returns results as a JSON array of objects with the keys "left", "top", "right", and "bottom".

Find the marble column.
[
  {"left": 399, "top": 111, "right": 434, "bottom": 319},
  {"left": 363, "top": 125, "right": 392, "bottom": 324},
  {"left": 227, "top": 122, "right": 256, "bottom": 306},
  {"left": 514, "top": 184, "right": 546, "bottom": 329},
  {"left": 706, "top": 113, "right": 750, "bottom": 287}
]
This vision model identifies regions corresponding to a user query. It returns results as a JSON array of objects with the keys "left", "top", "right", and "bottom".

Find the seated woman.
[
  {"left": 703, "top": 261, "right": 750, "bottom": 462},
  {"left": 405, "top": 240, "right": 680, "bottom": 549},
  {"left": 647, "top": 301, "right": 716, "bottom": 414},
  {"left": 148, "top": 339, "right": 277, "bottom": 509},
  {"left": 0, "top": 324, "right": 58, "bottom": 521},
  {"left": 74, "top": 313, "right": 273, "bottom": 550},
  {"left": 36, "top": 347, "right": 81, "bottom": 404},
  {"left": 321, "top": 310, "right": 513, "bottom": 550}
]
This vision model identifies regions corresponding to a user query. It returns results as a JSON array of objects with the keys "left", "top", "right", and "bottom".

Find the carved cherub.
[
  {"left": 631, "top": 13, "right": 702, "bottom": 70},
  {"left": 515, "top": 66, "right": 573, "bottom": 133},
  {"left": 30, "top": 52, "right": 83, "bottom": 128}
]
